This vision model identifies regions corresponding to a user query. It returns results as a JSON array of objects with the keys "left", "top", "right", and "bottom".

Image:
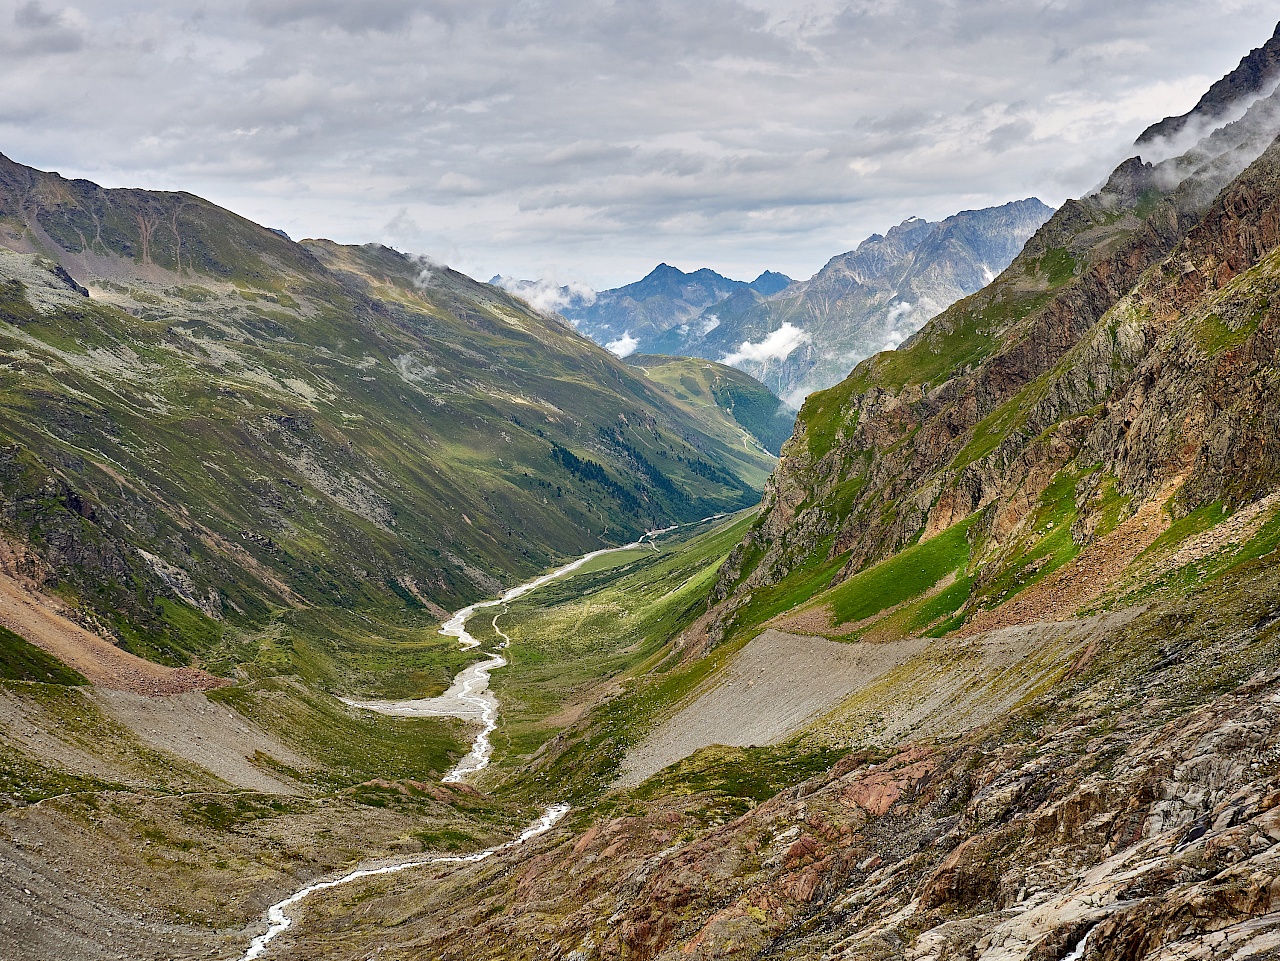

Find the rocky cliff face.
[{"left": 701, "top": 101, "right": 1280, "bottom": 650}]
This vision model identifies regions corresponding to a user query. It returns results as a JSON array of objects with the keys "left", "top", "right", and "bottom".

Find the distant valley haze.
[{"left": 1, "top": 0, "right": 1276, "bottom": 288}]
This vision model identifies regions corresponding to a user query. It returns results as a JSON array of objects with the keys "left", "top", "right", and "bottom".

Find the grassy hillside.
[
  {"left": 0, "top": 155, "right": 772, "bottom": 686},
  {"left": 626, "top": 354, "right": 794, "bottom": 456}
]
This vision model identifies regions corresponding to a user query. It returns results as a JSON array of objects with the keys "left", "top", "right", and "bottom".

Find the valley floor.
[{"left": 3, "top": 501, "right": 1280, "bottom": 961}]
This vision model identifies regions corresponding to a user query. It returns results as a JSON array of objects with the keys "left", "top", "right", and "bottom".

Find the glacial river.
[
  {"left": 341, "top": 524, "right": 677, "bottom": 781},
  {"left": 239, "top": 522, "right": 689, "bottom": 959}
]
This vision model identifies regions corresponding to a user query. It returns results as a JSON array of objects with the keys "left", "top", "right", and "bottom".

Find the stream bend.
[
  {"left": 343, "top": 523, "right": 679, "bottom": 781},
  {"left": 241, "top": 521, "right": 705, "bottom": 958},
  {"left": 240, "top": 803, "right": 570, "bottom": 960}
]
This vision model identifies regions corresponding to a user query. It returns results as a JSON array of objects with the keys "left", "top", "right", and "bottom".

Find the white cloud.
[
  {"left": 721, "top": 322, "right": 811, "bottom": 365},
  {"left": 1, "top": 2, "right": 1277, "bottom": 286},
  {"left": 411, "top": 253, "right": 441, "bottom": 290},
  {"left": 881, "top": 296, "right": 943, "bottom": 343},
  {"left": 780, "top": 384, "right": 810, "bottom": 410},
  {"left": 437, "top": 171, "right": 486, "bottom": 193},
  {"left": 492, "top": 275, "right": 597, "bottom": 316},
  {"left": 884, "top": 301, "right": 917, "bottom": 327},
  {"left": 605, "top": 332, "right": 640, "bottom": 357}
]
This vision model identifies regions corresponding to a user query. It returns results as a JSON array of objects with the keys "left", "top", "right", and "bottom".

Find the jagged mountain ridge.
[
  {"left": 550, "top": 264, "right": 794, "bottom": 351},
  {"left": 607, "top": 199, "right": 1052, "bottom": 405},
  {"left": 1138, "top": 21, "right": 1280, "bottom": 147},
  {"left": 0, "top": 151, "right": 775, "bottom": 678},
  {"left": 496, "top": 202, "right": 1051, "bottom": 406}
]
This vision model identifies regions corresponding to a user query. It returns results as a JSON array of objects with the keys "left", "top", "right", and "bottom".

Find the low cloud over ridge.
[
  {"left": 721, "top": 322, "right": 811, "bottom": 366},
  {"left": 605, "top": 332, "right": 640, "bottom": 358},
  {"left": 492, "top": 275, "right": 597, "bottom": 317}
]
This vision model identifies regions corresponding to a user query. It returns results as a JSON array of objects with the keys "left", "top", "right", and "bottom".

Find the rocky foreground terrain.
[{"left": 268, "top": 561, "right": 1280, "bottom": 960}]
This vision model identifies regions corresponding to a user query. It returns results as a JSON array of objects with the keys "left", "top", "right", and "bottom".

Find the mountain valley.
[{"left": 4, "top": 19, "right": 1280, "bottom": 961}]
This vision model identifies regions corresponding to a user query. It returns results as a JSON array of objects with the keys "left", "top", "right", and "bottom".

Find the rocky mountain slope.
[
  {"left": 706, "top": 79, "right": 1280, "bottom": 651},
  {"left": 260, "top": 563, "right": 1280, "bottom": 961},
  {"left": 654, "top": 199, "right": 1054, "bottom": 403},
  {"left": 0, "top": 152, "right": 773, "bottom": 686}
]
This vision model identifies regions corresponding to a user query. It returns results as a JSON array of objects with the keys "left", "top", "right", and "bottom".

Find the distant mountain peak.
[
  {"left": 632, "top": 199, "right": 1054, "bottom": 403},
  {"left": 558, "top": 263, "right": 775, "bottom": 344},
  {"left": 749, "top": 270, "right": 793, "bottom": 296},
  {"left": 552, "top": 197, "right": 1051, "bottom": 405}
]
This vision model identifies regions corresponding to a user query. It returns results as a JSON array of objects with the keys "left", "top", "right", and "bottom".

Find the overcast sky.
[{"left": 1, "top": 1, "right": 1277, "bottom": 288}]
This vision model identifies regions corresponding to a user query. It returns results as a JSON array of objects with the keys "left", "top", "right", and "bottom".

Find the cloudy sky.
[{"left": 1, "top": 1, "right": 1276, "bottom": 288}]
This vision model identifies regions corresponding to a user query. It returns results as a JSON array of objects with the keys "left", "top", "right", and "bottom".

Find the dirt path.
[
  {"left": 617, "top": 630, "right": 929, "bottom": 787},
  {"left": 0, "top": 537, "right": 222, "bottom": 696}
]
